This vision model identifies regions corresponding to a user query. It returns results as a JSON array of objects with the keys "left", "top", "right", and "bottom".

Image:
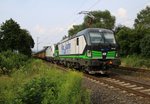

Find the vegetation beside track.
[
  {"left": 0, "top": 59, "right": 90, "bottom": 104},
  {"left": 0, "top": 51, "right": 29, "bottom": 75},
  {"left": 121, "top": 55, "right": 150, "bottom": 70}
]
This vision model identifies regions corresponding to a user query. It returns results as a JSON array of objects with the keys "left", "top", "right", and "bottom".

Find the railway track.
[
  {"left": 45, "top": 61, "right": 150, "bottom": 99},
  {"left": 85, "top": 74, "right": 150, "bottom": 99},
  {"left": 118, "top": 66, "right": 150, "bottom": 73}
]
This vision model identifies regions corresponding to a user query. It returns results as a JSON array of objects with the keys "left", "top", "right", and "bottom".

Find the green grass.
[
  {"left": 121, "top": 55, "right": 150, "bottom": 69},
  {"left": 0, "top": 59, "right": 90, "bottom": 104}
]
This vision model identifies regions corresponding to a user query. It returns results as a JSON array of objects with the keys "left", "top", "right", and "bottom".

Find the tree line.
[
  {"left": 115, "top": 6, "right": 150, "bottom": 57},
  {"left": 0, "top": 6, "right": 150, "bottom": 58},
  {"left": 68, "top": 6, "right": 150, "bottom": 58},
  {"left": 0, "top": 19, "right": 34, "bottom": 56}
]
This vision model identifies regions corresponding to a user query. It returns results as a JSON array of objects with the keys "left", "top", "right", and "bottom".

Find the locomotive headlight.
[
  {"left": 87, "top": 50, "right": 92, "bottom": 57},
  {"left": 116, "top": 53, "right": 118, "bottom": 57},
  {"left": 102, "top": 52, "right": 106, "bottom": 55}
]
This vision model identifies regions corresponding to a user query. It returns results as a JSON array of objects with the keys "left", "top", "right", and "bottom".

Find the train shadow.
[{"left": 91, "top": 72, "right": 118, "bottom": 78}]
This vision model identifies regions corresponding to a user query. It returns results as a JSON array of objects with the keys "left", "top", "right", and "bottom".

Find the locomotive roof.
[
  {"left": 59, "top": 28, "right": 113, "bottom": 44},
  {"left": 76, "top": 28, "right": 113, "bottom": 36}
]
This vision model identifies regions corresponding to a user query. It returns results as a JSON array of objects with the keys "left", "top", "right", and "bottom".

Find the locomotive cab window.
[
  {"left": 76, "top": 38, "right": 79, "bottom": 46},
  {"left": 104, "top": 32, "right": 116, "bottom": 44},
  {"left": 89, "top": 32, "right": 116, "bottom": 44},
  {"left": 90, "top": 32, "right": 104, "bottom": 44}
]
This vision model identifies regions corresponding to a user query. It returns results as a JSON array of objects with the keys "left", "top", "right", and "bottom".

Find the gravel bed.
[{"left": 82, "top": 77, "right": 150, "bottom": 104}]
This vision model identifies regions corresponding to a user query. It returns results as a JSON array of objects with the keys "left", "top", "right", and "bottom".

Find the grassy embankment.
[
  {"left": 0, "top": 59, "right": 90, "bottom": 104},
  {"left": 121, "top": 55, "right": 150, "bottom": 70}
]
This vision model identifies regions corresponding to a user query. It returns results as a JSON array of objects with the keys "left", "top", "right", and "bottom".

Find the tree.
[
  {"left": 0, "top": 19, "right": 34, "bottom": 56},
  {"left": 115, "top": 6, "right": 150, "bottom": 56},
  {"left": 0, "top": 31, "right": 2, "bottom": 51},
  {"left": 140, "top": 35, "right": 150, "bottom": 57},
  {"left": 115, "top": 25, "right": 148, "bottom": 56},
  {"left": 115, "top": 26, "right": 132, "bottom": 56},
  {"left": 68, "top": 24, "right": 85, "bottom": 36},
  {"left": 19, "top": 29, "right": 34, "bottom": 56},
  {"left": 134, "top": 6, "right": 150, "bottom": 56},
  {"left": 84, "top": 10, "right": 115, "bottom": 29},
  {"left": 0, "top": 19, "right": 21, "bottom": 51},
  {"left": 68, "top": 10, "right": 115, "bottom": 36},
  {"left": 134, "top": 6, "right": 150, "bottom": 28}
]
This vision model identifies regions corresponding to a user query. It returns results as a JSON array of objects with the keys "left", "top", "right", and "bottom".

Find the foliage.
[
  {"left": 18, "top": 29, "right": 34, "bottom": 56},
  {"left": 0, "top": 59, "right": 90, "bottom": 104},
  {"left": 112, "top": 6, "right": 150, "bottom": 57},
  {"left": 134, "top": 6, "right": 150, "bottom": 57},
  {"left": 121, "top": 55, "right": 150, "bottom": 69},
  {"left": 0, "top": 19, "right": 34, "bottom": 56},
  {"left": 115, "top": 26, "right": 133, "bottom": 56},
  {"left": 0, "top": 50, "right": 28, "bottom": 74},
  {"left": 134, "top": 6, "right": 150, "bottom": 28},
  {"left": 140, "top": 35, "right": 150, "bottom": 57},
  {"left": 68, "top": 10, "right": 115, "bottom": 36},
  {"left": 18, "top": 77, "right": 58, "bottom": 104},
  {"left": 84, "top": 10, "right": 115, "bottom": 29},
  {"left": 115, "top": 24, "right": 150, "bottom": 56},
  {"left": 0, "top": 19, "right": 20, "bottom": 51},
  {"left": 68, "top": 24, "right": 85, "bottom": 36}
]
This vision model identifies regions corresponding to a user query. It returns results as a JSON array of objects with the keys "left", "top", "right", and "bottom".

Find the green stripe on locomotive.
[
  {"left": 58, "top": 50, "right": 116, "bottom": 59},
  {"left": 92, "top": 51, "right": 102, "bottom": 58},
  {"left": 106, "top": 51, "right": 116, "bottom": 59}
]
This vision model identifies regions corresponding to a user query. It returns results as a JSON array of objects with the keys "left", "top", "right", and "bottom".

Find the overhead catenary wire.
[
  {"left": 87, "top": 0, "right": 101, "bottom": 10},
  {"left": 61, "top": 0, "right": 101, "bottom": 32},
  {"left": 38, "top": 0, "right": 101, "bottom": 50},
  {"left": 62, "top": 0, "right": 101, "bottom": 33},
  {"left": 38, "top": 0, "right": 90, "bottom": 47}
]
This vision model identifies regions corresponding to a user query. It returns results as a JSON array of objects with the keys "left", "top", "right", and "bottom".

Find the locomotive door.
[{"left": 76, "top": 37, "right": 79, "bottom": 56}]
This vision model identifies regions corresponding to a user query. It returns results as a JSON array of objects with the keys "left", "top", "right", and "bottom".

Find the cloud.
[
  {"left": 117, "top": 8, "right": 127, "bottom": 18},
  {"left": 114, "top": 8, "right": 132, "bottom": 27}
]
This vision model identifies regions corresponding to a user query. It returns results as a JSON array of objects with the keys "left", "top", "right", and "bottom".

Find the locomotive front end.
[{"left": 84, "top": 28, "right": 121, "bottom": 74}]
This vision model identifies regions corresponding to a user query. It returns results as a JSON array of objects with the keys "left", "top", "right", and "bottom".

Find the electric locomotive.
[{"left": 57, "top": 28, "right": 121, "bottom": 74}]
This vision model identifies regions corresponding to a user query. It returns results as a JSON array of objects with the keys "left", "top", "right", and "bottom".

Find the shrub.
[
  {"left": 140, "top": 35, "right": 150, "bottom": 58},
  {"left": 17, "top": 77, "right": 58, "bottom": 104},
  {"left": 0, "top": 59, "right": 90, "bottom": 104},
  {"left": 121, "top": 55, "right": 150, "bottom": 68},
  {"left": 0, "top": 50, "right": 28, "bottom": 74},
  {"left": 16, "top": 71, "right": 90, "bottom": 104}
]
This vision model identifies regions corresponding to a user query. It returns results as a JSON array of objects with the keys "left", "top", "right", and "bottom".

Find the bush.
[
  {"left": 140, "top": 35, "right": 150, "bottom": 58},
  {"left": 16, "top": 72, "right": 89, "bottom": 104},
  {"left": 121, "top": 55, "right": 150, "bottom": 68},
  {"left": 17, "top": 77, "right": 58, "bottom": 104},
  {"left": 0, "top": 59, "right": 90, "bottom": 104},
  {"left": 0, "top": 50, "right": 28, "bottom": 74}
]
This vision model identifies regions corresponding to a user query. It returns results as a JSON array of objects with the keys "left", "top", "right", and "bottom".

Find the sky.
[{"left": 0, "top": 0, "right": 150, "bottom": 51}]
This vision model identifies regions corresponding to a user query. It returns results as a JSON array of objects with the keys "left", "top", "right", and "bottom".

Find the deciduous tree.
[
  {"left": 68, "top": 10, "right": 115, "bottom": 36},
  {"left": 0, "top": 19, "right": 34, "bottom": 56},
  {"left": 134, "top": 6, "right": 150, "bottom": 28}
]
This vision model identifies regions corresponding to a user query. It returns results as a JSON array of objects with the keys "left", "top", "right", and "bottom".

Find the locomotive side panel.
[
  {"left": 58, "top": 35, "right": 86, "bottom": 56},
  {"left": 78, "top": 36, "right": 86, "bottom": 54},
  {"left": 46, "top": 45, "right": 55, "bottom": 58}
]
